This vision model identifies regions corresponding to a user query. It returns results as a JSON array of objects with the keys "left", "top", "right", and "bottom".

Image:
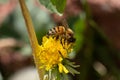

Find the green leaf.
[
  {"left": 64, "top": 59, "right": 80, "bottom": 68},
  {"left": 39, "top": 0, "right": 50, "bottom": 7},
  {"left": 39, "top": 0, "right": 66, "bottom": 14},
  {"left": 63, "top": 59, "right": 80, "bottom": 75},
  {"left": 39, "top": 0, "right": 59, "bottom": 14},
  {"left": 62, "top": 73, "right": 69, "bottom": 80},
  {"left": 65, "top": 65, "right": 80, "bottom": 75},
  {"left": 74, "top": 13, "right": 86, "bottom": 52},
  {"left": 52, "top": 67, "right": 68, "bottom": 80},
  {"left": 51, "top": 0, "right": 66, "bottom": 13},
  {"left": 50, "top": 0, "right": 56, "bottom": 5}
]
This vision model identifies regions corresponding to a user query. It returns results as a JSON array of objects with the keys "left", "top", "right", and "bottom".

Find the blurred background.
[{"left": 0, "top": 0, "right": 120, "bottom": 80}]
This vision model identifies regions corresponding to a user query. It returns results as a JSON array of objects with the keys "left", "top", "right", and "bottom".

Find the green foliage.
[
  {"left": 64, "top": 59, "right": 80, "bottom": 75},
  {"left": 39, "top": 0, "right": 58, "bottom": 13},
  {"left": 50, "top": 0, "right": 66, "bottom": 13},
  {"left": 48, "top": 67, "right": 69, "bottom": 80},
  {"left": 74, "top": 14, "right": 86, "bottom": 52},
  {"left": 39, "top": 0, "right": 66, "bottom": 14}
]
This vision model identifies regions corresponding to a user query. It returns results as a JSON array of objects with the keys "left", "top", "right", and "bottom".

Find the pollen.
[{"left": 36, "top": 36, "right": 73, "bottom": 73}]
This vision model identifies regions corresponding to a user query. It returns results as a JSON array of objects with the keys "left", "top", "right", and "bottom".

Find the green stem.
[
  {"left": 19, "top": 0, "right": 44, "bottom": 80},
  {"left": 19, "top": 0, "right": 38, "bottom": 49}
]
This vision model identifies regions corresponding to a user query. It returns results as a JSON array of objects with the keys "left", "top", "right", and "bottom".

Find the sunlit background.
[{"left": 0, "top": 0, "right": 120, "bottom": 80}]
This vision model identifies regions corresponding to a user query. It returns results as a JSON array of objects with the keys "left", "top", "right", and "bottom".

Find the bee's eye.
[
  {"left": 68, "top": 37, "right": 76, "bottom": 42},
  {"left": 69, "top": 33, "right": 73, "bottom": 36}
]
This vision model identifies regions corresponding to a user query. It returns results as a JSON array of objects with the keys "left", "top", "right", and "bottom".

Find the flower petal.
[{"left": 58, "top": 63, "right": 69, "bottom": 73}]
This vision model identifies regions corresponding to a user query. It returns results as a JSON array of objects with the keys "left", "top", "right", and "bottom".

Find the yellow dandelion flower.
[
  {"left": 19, "top": 0, "right": 78, "bottom": 79},
  {"left": 36, "top": 36, "right": 73, "bottom": 73}
]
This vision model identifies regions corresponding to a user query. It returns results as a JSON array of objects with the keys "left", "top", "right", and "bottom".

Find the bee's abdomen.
[{"left": 47, "top": 26, "right": 65, "bottom": 36}]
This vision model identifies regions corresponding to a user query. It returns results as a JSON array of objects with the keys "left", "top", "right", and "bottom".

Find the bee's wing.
[{"left": 61, "top": 19, "right": 69, "bottom": 29}]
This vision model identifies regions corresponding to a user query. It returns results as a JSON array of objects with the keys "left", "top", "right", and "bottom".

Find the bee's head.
[
  {"left": 68, "top": 37, "right": 76, "bottom": 43},
  {"left": 66, "top": 28, "right": 74, "bottom": 37}
]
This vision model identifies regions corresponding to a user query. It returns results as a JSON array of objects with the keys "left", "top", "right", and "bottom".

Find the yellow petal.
[
  {"left": 63, "top": 65, "right": 69, "bottom": 73},
  {"left": 58, "top": 63, "right": 63, "bottom": 73},
  {"left": 58, "top": 63, "right": 69, "bottom": 73}
]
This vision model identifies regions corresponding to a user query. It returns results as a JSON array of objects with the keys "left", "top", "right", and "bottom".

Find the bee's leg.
[
  {"left": 56, "top": 35, "right": 59, "bottom": 40},
  {"left": 64, "top": 37, "right": 66, "bottom": 45},
  {"left": 61, "top": 37, "right": 66, "bottom": 49},
  {"left": 60, "top": 38, "right": 62, "bottom": 44},
  {"left": 58, "top": 50, "right": 64, "bottom": 58}
]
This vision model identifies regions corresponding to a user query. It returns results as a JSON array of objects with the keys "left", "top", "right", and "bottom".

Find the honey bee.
[{"left": 47, "top": 20, "right": 76, "bottom": 44}]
